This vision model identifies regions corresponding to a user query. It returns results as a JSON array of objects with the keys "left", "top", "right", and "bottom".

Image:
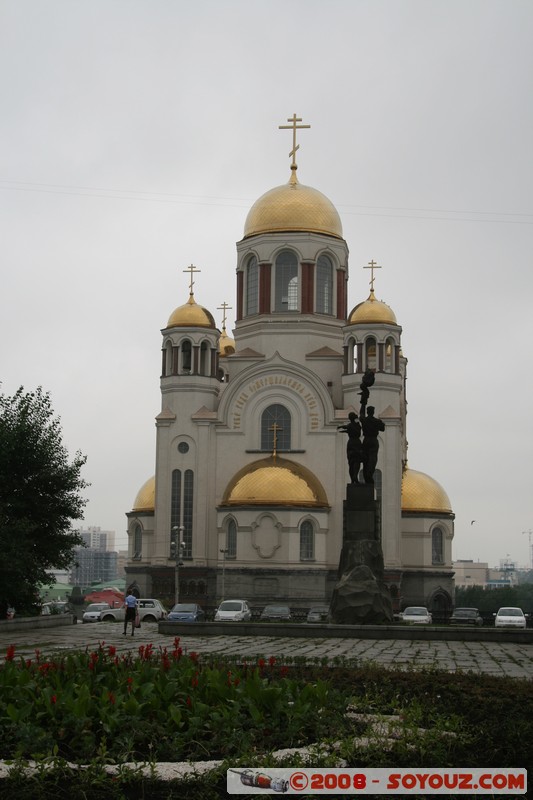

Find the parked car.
[
  {"left": 400, "top": 606, "right": 432, "bottom": 624},
  {"left": 449, "top": 607, "right": 483, "bottom": 627},
  {"left": 82, "top": 603, "right": 111, "bottom": 623},
  {"left": 168, "top": 603, "right": 205, "bottom": 622},
  {"left": 494, "top": 607, "right": 528, "bottom": 629},
  {"left": 214, "top": 599, "right": 252, "bottom": 622},
  {"left": 306, "top": 605, "right": 330, "bottom": 623},
  {"left": 99, "top": 598, "right": 168, "bottom": 623},
  {"left": 260, "top": 604, "right": 292, "bottom": 622},
  {"left": 41, "top": 601, "right": 77, "bottom": 624}
]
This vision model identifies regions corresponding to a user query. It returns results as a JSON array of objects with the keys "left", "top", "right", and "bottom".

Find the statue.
[
  {"left": 337, "top": 412, "right": 362, "bottom": 484},
  {"left": 361, "top": 406, "right": 385, "bottom": 485}
]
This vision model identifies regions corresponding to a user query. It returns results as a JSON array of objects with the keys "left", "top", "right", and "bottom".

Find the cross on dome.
[
  {"left": 183, "top": 263, "right": 201, "bottom": 295},
  {"left": 269, "top": 422, "right": 283, "bottom": 459},
  {"left": 217, "top": 301, "right": 232, "bottom": 330},
  {"left": 279, "top": 113, "right": 311, "bottom": 172},
  {"left": 363, "top": 260, "right": 382, "bottom": 293}
]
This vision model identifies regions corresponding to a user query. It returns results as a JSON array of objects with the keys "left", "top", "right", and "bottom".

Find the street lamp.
[
  {"left": 220, "top": 548, "right": 229, "bottom": 602},
  {"left": 171, "top": 525, "right": 185, "bottom": 604}
]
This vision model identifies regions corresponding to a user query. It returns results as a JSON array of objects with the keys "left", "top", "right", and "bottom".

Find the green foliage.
[
  {"left": 0, "top": 386, "right": 88, "bottom": 614},
  {"left": 455, "top": 583, "right": 533, "bottom": 614}
]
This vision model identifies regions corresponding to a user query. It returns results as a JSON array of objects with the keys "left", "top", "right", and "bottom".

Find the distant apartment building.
[
  {"left": 453, "top": 560, "right": 489, "bottom": 587},
  {"left": 79, "top": 526, "right": 115, "bottom": 551},
  {"left": 70, "top": 547, "right": 118, "bottom": 586}
]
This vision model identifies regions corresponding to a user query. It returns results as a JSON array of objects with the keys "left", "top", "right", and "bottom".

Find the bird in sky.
[{"left": 471, "top": 520, "right": 476, "bottom": 525}]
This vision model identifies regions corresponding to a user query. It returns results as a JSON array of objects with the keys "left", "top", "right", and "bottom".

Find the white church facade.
[{"left": 125, "top": 118, "right": 455, "bottom": 616}]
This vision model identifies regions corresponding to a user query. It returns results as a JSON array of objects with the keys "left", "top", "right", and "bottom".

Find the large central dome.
[{"left": 243, "top": 171, "right": 343, "bottom": 239}]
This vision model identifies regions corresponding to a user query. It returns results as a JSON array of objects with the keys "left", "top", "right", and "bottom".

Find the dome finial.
[
  {"left": 183, "top": 262, "right": 201, "bottom": 297},
  {"left": 217, "top": 300, "right": 232, "bottom": 332},
  {"left": 279, "top": 113, "right": 311, "bottom": 180},
  {"left": 363, "top": 259, "right": 382, "bottom": 297}
]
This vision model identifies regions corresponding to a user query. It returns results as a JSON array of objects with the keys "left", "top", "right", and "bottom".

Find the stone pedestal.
[{"left": 330, "top": 484, "right": 393, "bottom": 624}]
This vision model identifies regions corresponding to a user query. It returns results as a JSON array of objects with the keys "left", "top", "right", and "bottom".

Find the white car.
[
  {"left": 400, "top": 606, "right": 432, "bottom": 624},
  {"left": 82, "top": 603, "right": 110, "bottom": 623},
  {"left": 494, "top": 607, "right": 528, "bottom": 629},
  {"left": 99, "top": 598, "right": 168, "bottom": 623},
  {"left": 214, "top": 599, "right": 252, "bottom": 622}
]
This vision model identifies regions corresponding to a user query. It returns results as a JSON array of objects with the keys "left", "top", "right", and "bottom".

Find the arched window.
[
  {"left": 316, "top": 255, "right": 333, "bottom": 314},
  {"left": 246, "top": 256, "right": 259, "bottom": 315},
  {"left": 199, "top": 341, "right": 209, "bottom": 375},
  {"left": 261, "top": 404, "right": 291, "bottom": 451},
  {"left": 181, "top": 340, "right": 192, "bottom": 373},
  {"left": 300, "top": 520, "right": 314, "bottom": 561},
  {"left": 432, "top": 527, "right": 444, "bottom": 564},
  {"left": 133, "top": 524, "right": 142, "bottom": 559},
  {"left": 227, "top": 519, "right": 237, "bottom": 559},
  {"left": 275, "top": 250, "right": 298, "bottom": 312},
  {"left": 365, "top": 337, "right": 377, "bottom": 370},
  {"left": 385, "top": 337, "right": 395, "bottom": 373}
]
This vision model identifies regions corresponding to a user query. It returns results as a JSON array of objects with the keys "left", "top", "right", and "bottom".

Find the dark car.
[
  {"left": 306, "top": 605, "right": 330, "bottom": 623},
  {"left": 260, "top": 604, "right": 292, "bottom": 622},
  {"left": 449, "top": 607, "right": 483, "bottom": 627},
  {"left": 41, "top": 601, "right": 77, "bottom": 624},
  {"left": 167, "top": 603, "right": 205, "bottom": 622}
]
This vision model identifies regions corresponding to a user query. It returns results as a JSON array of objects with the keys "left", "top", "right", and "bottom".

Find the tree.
[{"left": 0, "top": 386, "right": 88, "bottom": 615}]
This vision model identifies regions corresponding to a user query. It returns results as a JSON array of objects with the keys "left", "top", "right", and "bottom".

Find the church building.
[{"left": 125, "top": 116, "right": 455, "bottom": 616}]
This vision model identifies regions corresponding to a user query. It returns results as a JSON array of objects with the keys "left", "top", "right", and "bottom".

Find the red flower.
[
  {"left": 257, "top": 658, "right": 266, "bottom": 669},
  {"left": 268, "top": 656, "right": 276, "bottom": 667},
  {"left": 108, "top": 646, "right": 116, "bottom": 657},
  {"left": 6, "top": 645, "right": 15, "bottom": 661},
  {"left": 189, "top": 651, "right": 199, "bottom": 663},
  {"left": 280, "top": 665, "right": 289, "bottom": 677},
  {"left": 173, "top": 637, "right": 181, "bottom": 648},
  {"left": 51, "top": 695, "right": 57, "bottom": 705},
  {"left": 34, "top": 649, "right": 41, "bottom": 662},
  {"left": 107, "top": 692, "right": 116, "bottom": 705},
  {"left": 186, "top": 696, "right": 192, "bottom": 707}
]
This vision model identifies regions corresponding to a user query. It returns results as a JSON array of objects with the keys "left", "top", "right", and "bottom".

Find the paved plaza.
[{"left": 1, "top": 620, "right": 532, "bottom": 678}]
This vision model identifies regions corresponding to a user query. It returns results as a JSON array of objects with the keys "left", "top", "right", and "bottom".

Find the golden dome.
[
  {"left": 219, "top": 328, "right": 235, "bottom": 356},
  {"left": 401, "top": 468, "right": 452, "bottom": 514},
  {"left": 167, "top": 294, "right": 216, "bottom": 329},
  {"left": 243, "top": 171, "right": 343, "bottom": 239},
  {"left": 132, "top": 475, "right": 155, "bottom": 512},
  {"left": 348, "top": 290, "right": 397, "bottom": 325},
  {"left": 222, "top": 455, "right": 329, "bottom": 507}
]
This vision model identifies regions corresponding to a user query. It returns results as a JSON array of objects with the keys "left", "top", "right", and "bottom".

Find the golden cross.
[
  {"left": 363, "top": 260, "right": 382, "bottom": 292},
  {"left": 279, "top": 113, "right": 311, "bottom": 169},
  {"left": 183, "top": 263, "right": 201, "bottom": 295},
  {"left": 269, "top": 422, "right": 283, "bottom": 458},
  {"left": 217, "top": 301, "right": 232, "bottom": 330}
]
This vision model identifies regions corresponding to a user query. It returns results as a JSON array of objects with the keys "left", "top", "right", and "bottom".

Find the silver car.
[
  {"left": 214, "top": 599, "right": 252, "bottom": 622},
  {"left": 82, "top": 603, "right": 110, "bottom": 623}
]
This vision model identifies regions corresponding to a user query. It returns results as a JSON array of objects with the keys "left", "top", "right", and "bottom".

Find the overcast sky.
[{"left": 1, "top": 0, "right": 532, "bottom": 568}]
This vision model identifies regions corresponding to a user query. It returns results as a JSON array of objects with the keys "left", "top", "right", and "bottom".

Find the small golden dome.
[
  {"left": 167, "top": 294, "right": 216, "bottom": 329},
  {"left": 348, "top": 290, "right": 397, "bottom": 325},
  {"left": 132, "top": 476, "right": 155, "bottom": 512},
  {"left": 219, "top": 328, "right": 235, "bottom": 356},
  {"left": 401, "top": 468, "right": 452, "bottom": 514},
  {"left": 222, "top": 455, "right": 329, "bottom": 507},
  {"left": 243, "top": 172, "right": 343, "bottom": 239}
]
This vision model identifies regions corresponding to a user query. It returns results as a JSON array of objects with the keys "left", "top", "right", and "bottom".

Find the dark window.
[
  {"left": 365, "top": 337, "right": 377, "bottom": 370},
  {"left": 227, "top": 519, "right": 237, "bottom": 558},
  {"left": 246, "top": 256, "right": 259, "bottom": 315},
  {"left": 133, "top": 524, "right": 142, "bottom": 559},
  {"left": 275, "top": 250, "right": 298, "bottom": 312},
  {"left": 171, "top": 468, "right": 194, "bottom": 559},
  {"left": 181, "top": 340, "right": 192, "bottom": 372},
  {"left": 178, "top": 442, "right": 189, "bottom": 454},
  {"left": 316, "top": 255, "right": 333, "bottom": 314},
  {"left": 300, "top": 520, "right": 314, "bottom": 560},
  {"left": 432, "top": 527, "right": 444, "bottom": 564},
  {"left": 261, "top": 404, "right": 291, "bottom": 451}
]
